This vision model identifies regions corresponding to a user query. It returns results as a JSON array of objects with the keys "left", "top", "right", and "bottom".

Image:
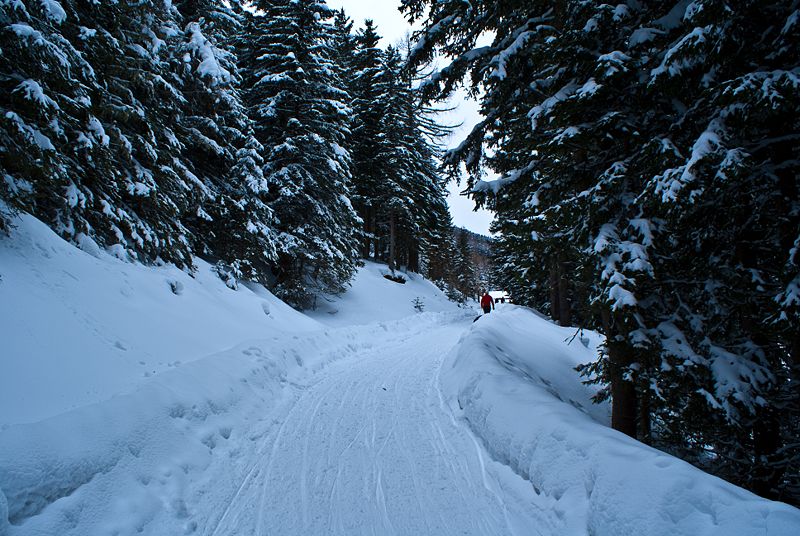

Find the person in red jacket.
[{"left": 480, "top": 290, "right": 495, "bottom": 314}]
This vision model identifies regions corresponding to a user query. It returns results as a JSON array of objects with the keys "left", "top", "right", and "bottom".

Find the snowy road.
[{"left": 205, "top": 319, "right": 543, "bottom": 536}]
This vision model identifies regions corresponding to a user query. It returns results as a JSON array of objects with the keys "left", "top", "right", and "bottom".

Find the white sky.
[{"left": 327, "top": 0, "right": 495, "bottom": 236}]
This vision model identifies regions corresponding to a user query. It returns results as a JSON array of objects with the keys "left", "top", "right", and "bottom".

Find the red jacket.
[{"left": 480, "top": 294, "right": 494, "bottom": 308}]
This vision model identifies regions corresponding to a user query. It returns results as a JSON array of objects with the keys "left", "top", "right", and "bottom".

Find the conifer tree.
[
  {"left": 329, "top": 9, "right": 356, "bottom": 87},
  {"left": 347, "top": 19, "right": 386, "bottom": 258},
  {"left": 2, "top": 0, "right": 199, "bottom": 266},
  {"left": 242, "top": 0, "right": 362, "bottom": 308},
  {"left": 636, "top": 0, "right": 800, "bottom": 500},
  {"left": 174, "top": 0, "right": 276, "bottom": 281},
  {"left": 453, "top": 228, "right": 478, "bottom": 298},
  {"left": 337, "top": 20, "right": 453, "bottom": 275},
  {"left": 1, "top": 0, "right": 88, "bottom": 231},
  {"left": 421, "top": 198, "right": 454, "bottom": 282},
  {"left": 1, "top": 0, "right": 278, "bottom": 281},
  {"left": 403, "top": 0, "right": 800, "bottom": 503}
]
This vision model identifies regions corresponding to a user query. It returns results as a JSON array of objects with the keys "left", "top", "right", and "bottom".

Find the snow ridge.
[{"left": 443, "top": 307, "right": 800, "bottom": 536}]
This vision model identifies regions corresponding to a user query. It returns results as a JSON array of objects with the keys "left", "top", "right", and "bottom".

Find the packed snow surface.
[{"left": 1, "top": 213, "right": 799, "bottom": 535}]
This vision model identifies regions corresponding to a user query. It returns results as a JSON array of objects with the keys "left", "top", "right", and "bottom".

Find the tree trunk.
[
  {"left": 371, "top": 209, "right": 379, "bottom": 260},
  {"left": 609, "top": 348, "right": 638, "bottom": 438},
  {"left": 388, "top": 210, "right": 396, "bottom": 272},
  {"left": 549, "top": 261, "right": 559, "bottom": 321},
  {"left": 602, "top": 309, "right": 638, "bottom": 438},
  {"left": 557, "top": 258, "right": 571, "bottom": 326},
  {"left": 408, "top": 241, "right": 419, "bottom": 273},
  {"left": 752, "top": 410, "right": 781, "bottom": 499},
  {"left": 398, "top": 236, "right": 407, "bottom": 269},
  {"left": 791, "top": 333, "right": 800, "bottom": 388},
  {"left": 372, "top": 207, "right": 378, "bottom": 259},
  {"left": 362, "top": 207, "right": 371, "bottom": 258},
  {"left": 638, "top": 382, "right": 651, "bottom": 444}
]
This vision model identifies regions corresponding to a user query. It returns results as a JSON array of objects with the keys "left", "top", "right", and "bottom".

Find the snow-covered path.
[
  {"left": 206, "top": 319, "right": 541, "bottom": 536},
  {"left": 5, "top": 217, "right": 797, "bottom": 536}
]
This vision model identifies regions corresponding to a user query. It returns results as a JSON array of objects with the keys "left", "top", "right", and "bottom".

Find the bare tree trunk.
[
  {"left": 610, "top": 345, "right": 638, "bottom": 438},
  {"left": 370, "top": 208, "right": 378, "bottom": 260},
  {"left": 752, "top": 409, "right": 781, "bottom": 499},
  {"left": 408, "top": 241, "right": 419, "bottom": 273},
  {"left": 362, "top": 207, "right": 371, "bottom": 259},
  {"left": 398, "top": 236, "right": 407, "bottom": 269},
  {"left": 610, "top": 351, "right": 637, "bottom": 436}
]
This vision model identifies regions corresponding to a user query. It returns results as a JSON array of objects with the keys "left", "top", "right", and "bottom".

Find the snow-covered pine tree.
[
  {"left": 1, "top": 0, "right": 89, "bottom": 230},
  {"left": 2, "top": 0, "right": 199, "bottom": 267},
  {"left": 390, "top": 42, "right": 455, "bottom": 276},
  {"left": 637, "top": 0, "right": 800, "bottom": 501},
  {"left": 375, "top": 43, "right": 455, "bottom": 275},
  {"left": 453, "top": 227, "right": 478, "bottom": 299},
  {"left": 337, "top": 21, "right": 452, "bottom": 275},
  {"left": 173, "top": 0, "right": 277, "bottom": 281},
  {"left": 403, "top": 0, "right": 800, "bottom": 503},
  {"left": 420, "top": 195, "right": 454, "bottom": 282},
  {"left": 404, "top": 0, "right": 666, "bottom": 439},
  {"left": 241, "top": 0, "right": 362, "bottom": 308},
  {"left": 373, "top": 45, "right": 421, "bottom": 273},
  {"left": 347, "top": 19, "right": 386, "bottom": 258},
  {"left": 329, "top": 8, "right": 356, "bottom": 87}
]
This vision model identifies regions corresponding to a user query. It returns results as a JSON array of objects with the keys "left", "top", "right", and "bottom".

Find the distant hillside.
[{"left": 453, "top": 227, "right": 494, "bottom": 288}]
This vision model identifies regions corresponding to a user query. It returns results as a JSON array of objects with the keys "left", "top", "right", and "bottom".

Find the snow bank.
[
  {"left": 307, "top": 260, "right": 463, "bottom": 327},
  {"left": 0, "top": 212, "right": 468, "bottom": 534},
  {"left": 443, "top": 306, "right": 800, "bottom": 535},
  {"left": 0, "top": 214, "right": 462, "bottom": 426},
  {"left": 0, "top": 213, "right": 319, "bottom": 426}
]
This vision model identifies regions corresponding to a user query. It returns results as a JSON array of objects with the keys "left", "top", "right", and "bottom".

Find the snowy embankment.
[
  {"left": 306, "top": 259, "right": 462, "bottom": 327},
  {"left": 0, "top": 213, "right": 463, "bottom": 534},
  {"left": 444, "top": 307, "right": 800, "bottom": 535},
  {"left": 0, "top": 215, "right": 457, "bottom": 427},
  {"left": 2, "top": 212, "right": 799, "bottom": 535},
  {"left": 0, "top": 214, "right": 319, "bottom": 427}
]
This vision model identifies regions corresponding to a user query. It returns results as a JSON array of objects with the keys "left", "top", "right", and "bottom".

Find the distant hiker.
[{"left": 480, "top": 290, "right": 494, "bottom": 314}]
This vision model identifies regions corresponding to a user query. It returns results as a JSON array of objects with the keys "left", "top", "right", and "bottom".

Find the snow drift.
[
  {"left": 443, "top": 306, "right": 800, "bottom": 535},
  {"left": 0, "top": 213, "right": 319, "bottom": 426},
  {"left": 0, "top": 213, "right": 460, "bottom": 427},
  {"left": 306, "top": 259, "right": 464, "bottom": 327}
]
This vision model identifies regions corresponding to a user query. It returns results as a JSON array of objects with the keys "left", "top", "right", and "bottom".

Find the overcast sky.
[{"left": 327, "top": 0, "right": 495, "bottom": 236}]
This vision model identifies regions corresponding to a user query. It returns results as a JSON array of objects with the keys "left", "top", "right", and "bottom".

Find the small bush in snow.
[
  {"left": 212, "top": 262, "right": 239, "bottom": 290},
  {"left": 168, "top": 280, "right": 184, "bottom": 296}
]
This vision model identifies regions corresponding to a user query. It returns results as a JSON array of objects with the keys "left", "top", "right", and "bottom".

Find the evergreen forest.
[
  {"left": 403, "top": 0, "right": 800, "bottom": 506},
  {"left": 2, "top": 0, "right": 799, "bottom": 509},
  {"left": 0, "top": 0, "right": 475, "bottom": 309}
]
